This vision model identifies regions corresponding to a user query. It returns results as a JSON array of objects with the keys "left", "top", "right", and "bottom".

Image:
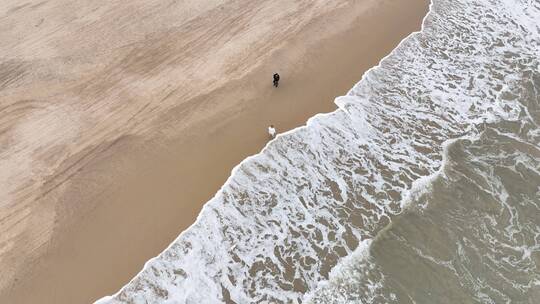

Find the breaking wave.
[{"left": 96, "top": 0, "right": 539, "bottom": 303}]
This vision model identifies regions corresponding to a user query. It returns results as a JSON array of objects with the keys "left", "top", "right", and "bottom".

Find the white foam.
[{"left": 95, "top": 0, "right": 540, "bottom": 303}]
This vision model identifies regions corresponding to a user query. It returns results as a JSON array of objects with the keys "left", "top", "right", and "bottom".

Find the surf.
[{"left": 96, "top": 0, "right": 539, "bottom": 303}]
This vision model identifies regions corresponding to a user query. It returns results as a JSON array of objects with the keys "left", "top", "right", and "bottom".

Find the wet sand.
[{"left": 0, "top": 0, "right": 429, "bottom": 303}]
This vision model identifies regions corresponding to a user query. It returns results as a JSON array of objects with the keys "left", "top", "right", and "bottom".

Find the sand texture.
[{"left": 0, "top": 0, "right": 429, "bottom": 303}]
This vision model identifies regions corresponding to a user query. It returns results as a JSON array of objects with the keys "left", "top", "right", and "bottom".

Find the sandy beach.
[{"left": 0, "top": 0, "right": 428, "bottom": 303}]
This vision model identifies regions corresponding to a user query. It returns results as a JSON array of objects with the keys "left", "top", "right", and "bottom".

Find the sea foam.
[{"left": 96, "top": 0, "right": 539, "bottom": 303}]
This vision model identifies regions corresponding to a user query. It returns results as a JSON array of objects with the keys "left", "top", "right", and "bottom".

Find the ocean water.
[{"left": 96, "top": 0, "right": 539, "bottom": 303}]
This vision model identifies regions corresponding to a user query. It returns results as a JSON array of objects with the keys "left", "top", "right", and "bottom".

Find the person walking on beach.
[
  {"left": 268, "top": 125, "right": 276, "bottom": 139},
  {"left": 273, "top": 73, "right": 280, "bottom": 87}
]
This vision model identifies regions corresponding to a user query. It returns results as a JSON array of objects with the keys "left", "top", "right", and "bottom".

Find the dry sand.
[{"left": 0, "top": 0, "right": 428, "bottom": 303}]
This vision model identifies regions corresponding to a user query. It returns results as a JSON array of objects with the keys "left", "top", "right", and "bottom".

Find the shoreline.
[{"left": 0, "top": 0, "right": 429, "bottom": 303}]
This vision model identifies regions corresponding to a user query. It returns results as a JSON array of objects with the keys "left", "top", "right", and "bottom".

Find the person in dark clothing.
[{"left": 273, "top": 73, "right": 280, "bottom": 87}]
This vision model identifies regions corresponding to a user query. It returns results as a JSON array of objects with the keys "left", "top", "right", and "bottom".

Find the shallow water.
[
  {"left": 96, "top": 0, "right": 539, "bottom": 303},
  {"left": 308, "top": 125, "right": 540, "bottom": 303}
]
